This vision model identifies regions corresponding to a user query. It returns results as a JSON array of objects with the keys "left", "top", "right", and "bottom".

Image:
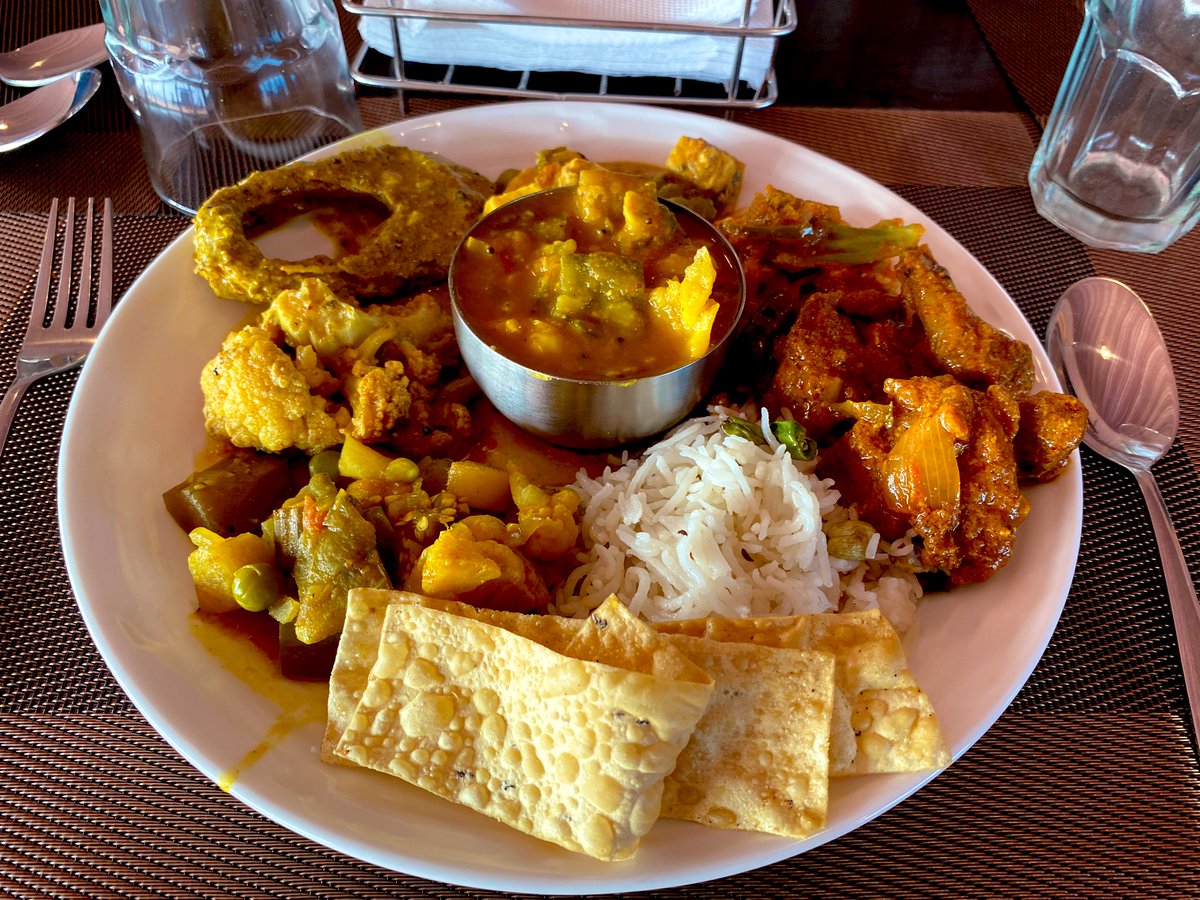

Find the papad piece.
[
  {"left": 657, "top": 633, "right": 835, "bottom": 838},
  {"left": 654, "top": 609, "right": 950, "bottom": 775},
  {"left": 325, "top": 588, "right": 588, "bottom": 761},
  {"left": 562, "top": 596, "right": 713, "bottom": 686},
  {"left": 840, "top": 687, "right": 950, "bottom": 776},
  {"left": 324, "top": 589, "right": 391, "bottom": 764},
  {"left": 334, "top": 603, "right": 713, "bottom": 860}
]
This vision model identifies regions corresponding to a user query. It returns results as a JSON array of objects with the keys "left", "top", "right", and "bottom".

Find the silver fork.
[{"left": 0, "top": 197, "right": 113, "bottom": 459}]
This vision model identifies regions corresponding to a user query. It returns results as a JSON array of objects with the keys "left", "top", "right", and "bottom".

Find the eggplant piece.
[
  {"left": 273, "top": 474, "right": 392, "bottom": 645},
  {"left": 164, "top": 454, "right": 294, "bottom": 536}
]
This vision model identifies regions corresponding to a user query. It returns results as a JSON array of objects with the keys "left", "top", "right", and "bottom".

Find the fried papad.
[
  {"left": 657, "top": 634, "right": 835, "bottom": 838},
  {"left": 324, "top": 589, "right": 588, "bottom": 763},
  {"left": 331, "top": 596, "right": 713, "bottom": 860},
  {"left": 654, "top": 609, "right": 950, "bottom": 775},
  {"left": 194, "top": 145, "right": 491, "bottom": 304},
  {"left": 326, "top": 591, "right": 711, "bottom": 762}
]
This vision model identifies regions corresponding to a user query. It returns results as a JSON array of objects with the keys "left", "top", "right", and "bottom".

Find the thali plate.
[{"left": 60, "top": 101, "right": 1081, "bottom": 894}]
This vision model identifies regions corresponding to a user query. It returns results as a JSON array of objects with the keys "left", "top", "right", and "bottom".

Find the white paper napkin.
[{"left": 358, "top": 0, "right": 777, "bottom": 89}]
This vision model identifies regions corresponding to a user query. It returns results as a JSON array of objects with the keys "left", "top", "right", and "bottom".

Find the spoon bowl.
[
  {"left": 0, "top": 23, "right": 108, "bottom": 87},
  {"left": 1046, "top": 276, "right": 1200, "bottom": 742},
  {"left": 1047, "top": 276, "right": 1179, "bottom": 470},
  {"left": 0, "top": 68, "right": 101, "bottom": 153}
]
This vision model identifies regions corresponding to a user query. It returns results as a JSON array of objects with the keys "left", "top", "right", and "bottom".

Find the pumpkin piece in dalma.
[{"left": 333, "top": 602, "right": 713, "bottom": 861}]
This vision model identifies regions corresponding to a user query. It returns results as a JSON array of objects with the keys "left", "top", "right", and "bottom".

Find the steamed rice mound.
[{"left": 553, "top": 409, "right": 923, "bottom": 631}]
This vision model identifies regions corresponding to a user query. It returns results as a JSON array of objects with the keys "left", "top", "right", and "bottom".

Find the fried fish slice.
[
  {"left": 898, "top": 245, "right": 1034, "bottom": 395},
  {"left": 334, "top": 602, "right": 713, "bottom": 861},
  {"left": 194, "top": 144, "right": 491, "bottom": 304}
]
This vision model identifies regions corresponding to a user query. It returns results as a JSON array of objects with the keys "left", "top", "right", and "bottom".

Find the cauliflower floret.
[
  {"left": 389, "top": 389, "right": 474, "bottom": 459},
  {"left": 344, "top": 358, "right": 412, "bottom": 444},
  {"left": 201, "top": 325, "right": 344, "bottom": 453},
  {"left": 392, "top": 339, "right": 443, "bottom": 386},
  {"left": 203, "top": 279, "right": 470, "bottom": 456},
  {"left": 364, "top": 291, "right": 457, "bottom": 361},
  {"left": 263, "top": 278, "right": 381, "bottom": 359}
]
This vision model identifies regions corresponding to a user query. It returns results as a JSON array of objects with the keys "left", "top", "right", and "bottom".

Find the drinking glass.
[
  {"left": 1028, "top": 0, "right": 1200, "bottom": 253},
  {"left": 100, "top": 0, "right": 365, "bottom": 215}
]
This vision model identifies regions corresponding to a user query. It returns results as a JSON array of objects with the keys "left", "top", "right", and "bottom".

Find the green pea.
[
  {"left": 232, "top": 562, "right": 280, "bottom": 612},
  {"left": 309, "top": 450, "right": 341, "bottom": 479},
  {"left": 384, "top": 457, "right": 420, "bottom": 484}
]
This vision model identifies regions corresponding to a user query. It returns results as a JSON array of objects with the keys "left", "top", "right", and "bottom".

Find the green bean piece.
[
  {"left": 384, "top": 456, "right": 420, "bottom": 484},
  {"left": 309, "top": 450, "right": 341, "bottom": 479},
  {"left": 722, "top": 415, "right": 817, "bottom": 462},
  {"left": 721, "top": 416, "right": 766, "bottom": 444},
  {"left": 231, "top": 562, "right": 281, "bottom": 612},
  {"left": 770, "top": 419, "right": 818, "bottom": 461}
]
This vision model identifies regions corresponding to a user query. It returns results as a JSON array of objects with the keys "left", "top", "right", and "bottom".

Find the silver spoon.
[
  {"left": 0, "top": 23, "right": 108, "bottom": 87},
  {"left": 0, "top": 69, "right": 101, "bottom": 153},
  {"left": 1046, "top": 276, "right": 1200, "bottom": 737}
]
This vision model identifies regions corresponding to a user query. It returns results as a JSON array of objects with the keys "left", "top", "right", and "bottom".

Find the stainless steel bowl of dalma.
[{"left": 449, "top": 177, "right": 746, "bottom": 449}]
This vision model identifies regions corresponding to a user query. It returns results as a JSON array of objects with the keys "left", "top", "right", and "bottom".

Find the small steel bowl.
[{"left": 449, "top": 187, "right": 746, "bottom": 449}]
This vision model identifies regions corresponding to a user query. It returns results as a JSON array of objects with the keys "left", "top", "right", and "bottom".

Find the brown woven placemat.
[{"left": 4, "top": 3, "right": 1200, "bottom": 898}]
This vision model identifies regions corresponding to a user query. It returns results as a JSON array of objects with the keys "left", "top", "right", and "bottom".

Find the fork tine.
[
  {"left": 50, "top": 197, "right": 75, "bottom": 331},
  {"left": 77, "top": 198, "right": 94, "bottom": 325},
  {"left": 29, "top": 197, "right": 58, "bottom": 329},
  {"left": 93, "top": 198, "right": 114, "bottom": 331}
]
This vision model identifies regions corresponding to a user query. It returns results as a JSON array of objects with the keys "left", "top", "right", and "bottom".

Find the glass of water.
[
  {"left": 100, "top": 0, "right": 365, "bottom": 216},
  {"left": 1028, "top": 0, "right": 1200, "bottom": 253}
]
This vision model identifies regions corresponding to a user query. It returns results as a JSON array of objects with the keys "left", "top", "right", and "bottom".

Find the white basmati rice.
[{"left": 553, "top": 407, "right": 923, "bottom": 632}]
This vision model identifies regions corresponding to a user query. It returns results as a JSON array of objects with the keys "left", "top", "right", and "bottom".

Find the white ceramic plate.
[{"left": 60, "top": 101, "right": 1081, "bottom": 894}]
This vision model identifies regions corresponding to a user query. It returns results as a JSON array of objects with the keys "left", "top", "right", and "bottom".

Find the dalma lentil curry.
[{"left": 451, "top": 173, "right": 741, "bottom": 380}]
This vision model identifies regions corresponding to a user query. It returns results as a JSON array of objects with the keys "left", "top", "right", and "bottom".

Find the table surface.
[{"left": 3, "top": 2, "right": 1200, "bottom": 897}]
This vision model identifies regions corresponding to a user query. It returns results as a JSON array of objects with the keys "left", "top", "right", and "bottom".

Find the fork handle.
[
  {"left": 1135, "top": 467, "right": 1200, "bottom": 745},
  {"left": 0, "top": 373, "right": 35, "bottom": 461}
]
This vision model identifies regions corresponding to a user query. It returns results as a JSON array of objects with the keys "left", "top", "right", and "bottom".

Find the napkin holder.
[{"left": 344, "top": 0, "right": 796, "bottom": 111}]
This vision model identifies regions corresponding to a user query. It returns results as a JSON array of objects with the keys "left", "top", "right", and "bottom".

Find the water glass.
[
  {"left": 100, "top": 0, "right": 365, "bottom": 216},
  {"left": 1028, "top": 0, "right": 1200, "bottom": 253}
]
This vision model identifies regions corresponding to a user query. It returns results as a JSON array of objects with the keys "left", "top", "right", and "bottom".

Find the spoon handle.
[{"left": 1135, "top": 467, "right": 1200, "bottom": 739}]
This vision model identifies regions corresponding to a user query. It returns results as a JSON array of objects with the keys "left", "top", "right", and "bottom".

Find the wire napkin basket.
[{"left": 343, "top": 0, "right": 797, "bottom": 111}]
